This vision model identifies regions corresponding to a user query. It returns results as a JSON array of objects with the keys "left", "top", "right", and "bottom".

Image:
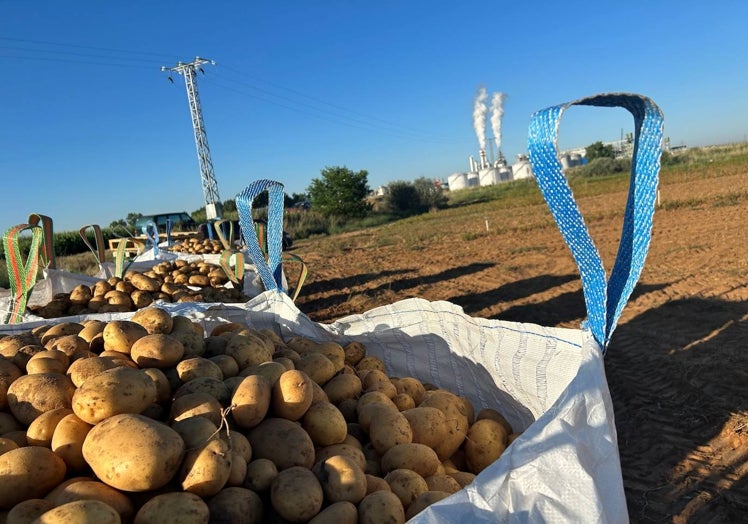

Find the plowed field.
[{"left": 291, "top": 163, "right": 748, "bottom": 522}]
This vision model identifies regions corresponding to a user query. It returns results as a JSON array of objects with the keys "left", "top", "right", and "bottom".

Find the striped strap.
[
  {"left": 27, "top": 213, "right": 56, "bottom": 269},
  {"left": 2, "top": 223, "right": 43, "bottom": 323},
  {"left": 79, "top": 224, "right": 107, "bottom": 265},
  {"left": 165, "top": 218, "right": 174, "bottom": 247},
  {"left": 219, "top": 249, "right": 246, "bottom": 286},
  {"left": 236, "top": 180, "right": 285, "bottom": 292},
  {"left": 528, "top": 93, "right": 663, "bottom": 351}
]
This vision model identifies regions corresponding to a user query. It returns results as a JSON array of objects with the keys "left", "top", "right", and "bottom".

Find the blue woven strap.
[
  {"left": 236, "top": 179, "right": 285, "bottom": 292},
  {"left": 141, "top": 221, "right": 160, "bottom": 257},
  {"left": 528, "top": 93, "right": 664, "bottom": 350}
]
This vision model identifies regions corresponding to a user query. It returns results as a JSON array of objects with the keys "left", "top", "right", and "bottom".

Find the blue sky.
[{"left": 3, "top": 1, "right": 747, "bottom": 233}]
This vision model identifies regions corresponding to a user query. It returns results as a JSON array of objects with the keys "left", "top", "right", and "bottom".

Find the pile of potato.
[
  {"left": 0, "top": 307, "right": 519, "bottom": 523},
  {"left": 167, "top": 238, "right": 226, "bottom": 255},
  {"left": 29, "top": 260, "right": 249, "bottom": 319}
]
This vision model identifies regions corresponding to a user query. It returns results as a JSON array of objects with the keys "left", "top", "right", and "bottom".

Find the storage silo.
[
  {"left": 479, "top": 168, "right": 500, "bottom": 186},
  {"left": 447, "top": 172, "right": 468, "bottom": 190},
  {"left": 498, "top": 166, "right": 512, "bottom": 182},
  {"left": 467, "top": 172, "right": 480, "bottom": 187}
]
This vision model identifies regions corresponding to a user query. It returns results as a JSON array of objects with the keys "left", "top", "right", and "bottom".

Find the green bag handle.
[
  {"left": 282, "top": 252, "right": 309, "bottom": 302},
  {"left": 114, "top": 237, "right": 146, "bottom": 278},
  {"left": 2, "top": 223, "right": 44, "bottom": 323},
  {"left": 219, "top": 249, "right": 246, "bottom": 286},
  {"left": 214, "top": 219, "right": 235, "bottom": 251}
]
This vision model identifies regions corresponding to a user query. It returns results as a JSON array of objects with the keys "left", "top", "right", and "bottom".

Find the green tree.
[
  {"left": 222, "top": 199, "right": 237, "bottom": 212},
  {"left": 585, "top": 141, "right": 614, "bottom": 161},
  {"left": 413, "top": 177, "right": 447, "bottom": 211},
  {"left": 308, "top": 166, "right": 371, "bottom": 218},
  {"left": 384, "top": 181, "right": 421, "bottom": 216}
]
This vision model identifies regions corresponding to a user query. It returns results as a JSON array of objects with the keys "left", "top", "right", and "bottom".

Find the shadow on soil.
[
  {"left": 604, "top": 296, "right": 748, "bottom": 523},
  {"left": 298, "top": 263, "right": 496, "bottom": 314}
]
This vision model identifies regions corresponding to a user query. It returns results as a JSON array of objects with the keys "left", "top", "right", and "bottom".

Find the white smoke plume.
[
  {"left": 490, "top": 91, "right": 507, "bottom": 153},
  {"left": 473, "top": 86, "right": 488, "bottom": 151}
]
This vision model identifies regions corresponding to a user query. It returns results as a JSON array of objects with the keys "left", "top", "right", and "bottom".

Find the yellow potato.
[
  {"left": 130, "top": 334, "right": 185, "bottom": 369},
  {"left": 384, "top": 468, "right": 429, "bottom": 509},
  {"left": 357, "top": 490, "right": 405, "bottom": 524},
  {"left": 180, "top": 437, "right": 232, "bottom": 497},
  {"left": 133, "top": 492, "right": 209, "bottom": 524},
  {"left": 7, "top": 373, "right": 76, "bottom": 426},
  {"left": 231, "top": 374, "right": 272, "bottom": 429},
  {"left": 102, "top": 320, "right": 148, "bottom": 354},
  {"left": 131, "top": 307, "right": 174, "bottom": 334},
  {"left": 0, "top": 446, "right": 67, "bottom": 509},
  {"left": 302, "top": 401, "right": 347, "bottom": 447},
  {"left": 72, "top": 367, "right": 157, "bottom": 424},
  {"left": 44, "top": 478, "right": 134, "bottom": 521},
  {"left": 313, "top": 454, "right": 367, "bottom": 505},
  {"left": 464, "top": 418, "right": 509, "bottom": 474},
  {"left": 380, "top": 443, "right": 441, "bottom": 478},
  {"left": 26, "top": 407, "right": 73, "bottom": 447},
  {"left": 270, "top": 466, "right": 324, "bottom": 522},
  {"left": 51, "top": 413, "right": 93, "bottom": 471},
  {"left": 405, "top": 490, "right": 452, "bottom": 520},
  {"left": 82, "top": 413, "right": 185, "bottom": 492},
  {"left": 33, "top": 499, "right": 120, "bottom": 524},
  {"left": 272, "top": 369, "right": 314, "bottom": 421},
  {"left": 247, "top": 417, "right": 315, "bottom": 470}
]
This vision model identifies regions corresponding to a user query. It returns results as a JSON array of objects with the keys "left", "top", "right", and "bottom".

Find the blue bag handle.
[
  {"left": 528, "top": 93, "right": 664, "bottom": 351},
  {"left": 236, "top": 179, "right": 285, "bottom": 292},
  {"left": 141, "top": 221, "right": 160, "bottom": 257}
]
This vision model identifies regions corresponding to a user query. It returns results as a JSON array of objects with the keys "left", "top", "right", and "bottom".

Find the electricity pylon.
[{"left": 162, "top": 57, "right": 222, "bottom": 220}]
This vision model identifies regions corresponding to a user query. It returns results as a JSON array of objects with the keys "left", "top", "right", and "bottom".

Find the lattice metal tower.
[{"left": 162, "top": 57, "right": 223, "bottom": 219}]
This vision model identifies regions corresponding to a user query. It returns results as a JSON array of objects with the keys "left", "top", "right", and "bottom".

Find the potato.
[
  {"left": 294, "top": 352, "right": 336, "bottom": 386},
  {"left": 464, "top": 418, "right": 509, "bottom": 474},
  {"left": 314, "top": 443, "right": 366, "bottom": 472},
  {"left": 180, "top": 437, "right": 232, "bottom": 497},
  {"left": 129, "top": 334, "right": 185, "bottom": 369},
  {"left": 356, "top": 392, "right": 398, "bottom": 431},
  {"left": 368, "top": 406, "right": 413, "bottom": 454},
  {"left": 354, "top": 355, "right": 386, "bottom": 374},
  {"left": 0, "top": 446, "right": 67, "bottom": 509},
  {"left": 225, "top": 333, "right": 273, "bottom": 369},
  {"left": 476, "top": 407, "right": 514, "bottom": 435},
  {"left": 419, "top": 390, "right": 469, "bottom": 460},
  {"left": 231, "top": 375, "right": 272, "bottom": 429},
  {"left": 0, "top": 437, "right": 19, "bottom": 456},
  {"left": 142, "top": 368, "right": 171, "bottom": 403},
  {"left": 169, "top": 392, "right": 225, "bottom": 427},
  {"left": 26, "top": 350, "right": 70, "bottom": 375},
  {"left": 425, "top": 474, "right": 462, "bottom": 494},
  {"left": 447, "top": 471, "right": 476, "bottom": 488},
  {"left": 207, "top": 487, "right": 264, "bottom": 524},
  {"left": 9, "top": 344, "right": 44, "bottom": 370},
  {"left": 131, "top": 307, "right": 174, "bottom": 334},
  {"left": 0, "top": 357, "right": 23, "bottom": 409},
  {"left": 384, "top": 468, "right": 429, "bottom": 509},
  {"left": 102, "top": 320, "right": 148, "bottom": 354},
  {"left": 32, "top": 499, "right": 120, "bottom": 524},
  {"left": 176, "top": 356, "right": 223, "bottom": 382},
  {"left": 247, "top": 418, "right": 315, "bottom": 470},
  {"left": 174, "top": 376, "right": 231, "bottom": 405},
  {"left": 170, "top": 416, "right": 218, "bottom": 449},
  {"left": 393, "top": 377, "right": 427, "bottom": 405},
  {"left": 391, "top": 393, "right": 416, "bottom": 411},
  {"left": 82, "top": 413, "right": 185, "bottom": 492},
  {"left": 343, "top": 341, "right": 366, "bottom": 366},
  {"left": 313, "top": 454, "right": 367, "bottom": 504},
  {"left": 45, "top": 478, "right": 134, "bottom": 521},
  {"left": 131, "top": 290, "right": 154, "bottom": 309},
  {"left": 72, "top": 367, "right": 157, "bottom": 424},
  {"left": 209, "top": 354, "right": 239, "bottom": 378},
  {"left": 6, "top": 498, "right": 54, "bottom": 524},
  {"left": 26, "top": 407, "right": 73, "bottom": 447},
  {"left": 272, "top": 369, "right": 314, "bottom": 421},
  {"left": 44, "top": 335, "right": 88, "bottom": 358},
  {"left": 239, "top": 360, "right": 286, "bottom": 385},
  {"left": 358, "top": 490, "right": 405, "bottom": 524},
  {"left": 302, "top": 401, "right": 347, "bottom": 447},
  {"left": 7, "top": 373, "right": 76, "bottom": 426},
  {"left": 243, "top": 458, "right": 277, "bottom": 492},
  {"left": 270, "top": 466, "right": 324, "bottom": 522},
  {"left": 40, "top": 323, "right": 83, "bottom": 346},
  {"left": 308, "top": 501, "right": 358, "bottom": 524},
  {"left": 133, "top": 492, "right": 209, "bottom": 524},
  {"left": 66, "top": 356, "right": 118, "bottom": 388},
  {"left": 129, "top": 272, "right": 161, "bottom": 293},
  {"left": 226, "top": 450, "right": 248, "bottom": 486},
  {"left": 50, "top": 413, "right": 93, "bottom": 471},
  {"left": 77, "top": 323, "right": 105, "bottom": 347},
  {"left": 380, "top": 443, "right": 441, "bottom": 478},
  {"left": 402, "top": 406, "right": 448, "bottom": 450},
  {"left": 405, "top": 490, "right": 452, "bottom": 520},
  {"left": 323, "top": 373, "right": 362, "bottom": 405},
  {"left": 365, "top": 474, "right": 392, "bottom": 495}
]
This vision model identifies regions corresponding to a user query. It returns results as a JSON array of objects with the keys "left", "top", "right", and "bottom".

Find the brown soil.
[{"left": 291, "top": 170, "right": 748, "bottom": 523}]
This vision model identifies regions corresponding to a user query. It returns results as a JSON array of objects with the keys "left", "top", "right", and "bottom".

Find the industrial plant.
[{"left": 447, "top": 87, "right": 533, "bottom": 191}]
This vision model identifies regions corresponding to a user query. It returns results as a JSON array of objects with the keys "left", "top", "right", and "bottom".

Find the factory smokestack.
[
  {"left": 473, "top": 86, "right": 488, "bottom": 151},
  {"left": 490, "top": 92, "right": 507, "bottom": 155}
]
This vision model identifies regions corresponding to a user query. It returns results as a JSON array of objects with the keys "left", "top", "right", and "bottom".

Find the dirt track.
[{"left": 292, "top": 169, "right": 748, "bottom": 522}]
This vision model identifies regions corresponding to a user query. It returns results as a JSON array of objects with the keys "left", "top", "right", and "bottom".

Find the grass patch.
[{"left": 660, "top": 197, "right": 708, "bottom": 211}]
